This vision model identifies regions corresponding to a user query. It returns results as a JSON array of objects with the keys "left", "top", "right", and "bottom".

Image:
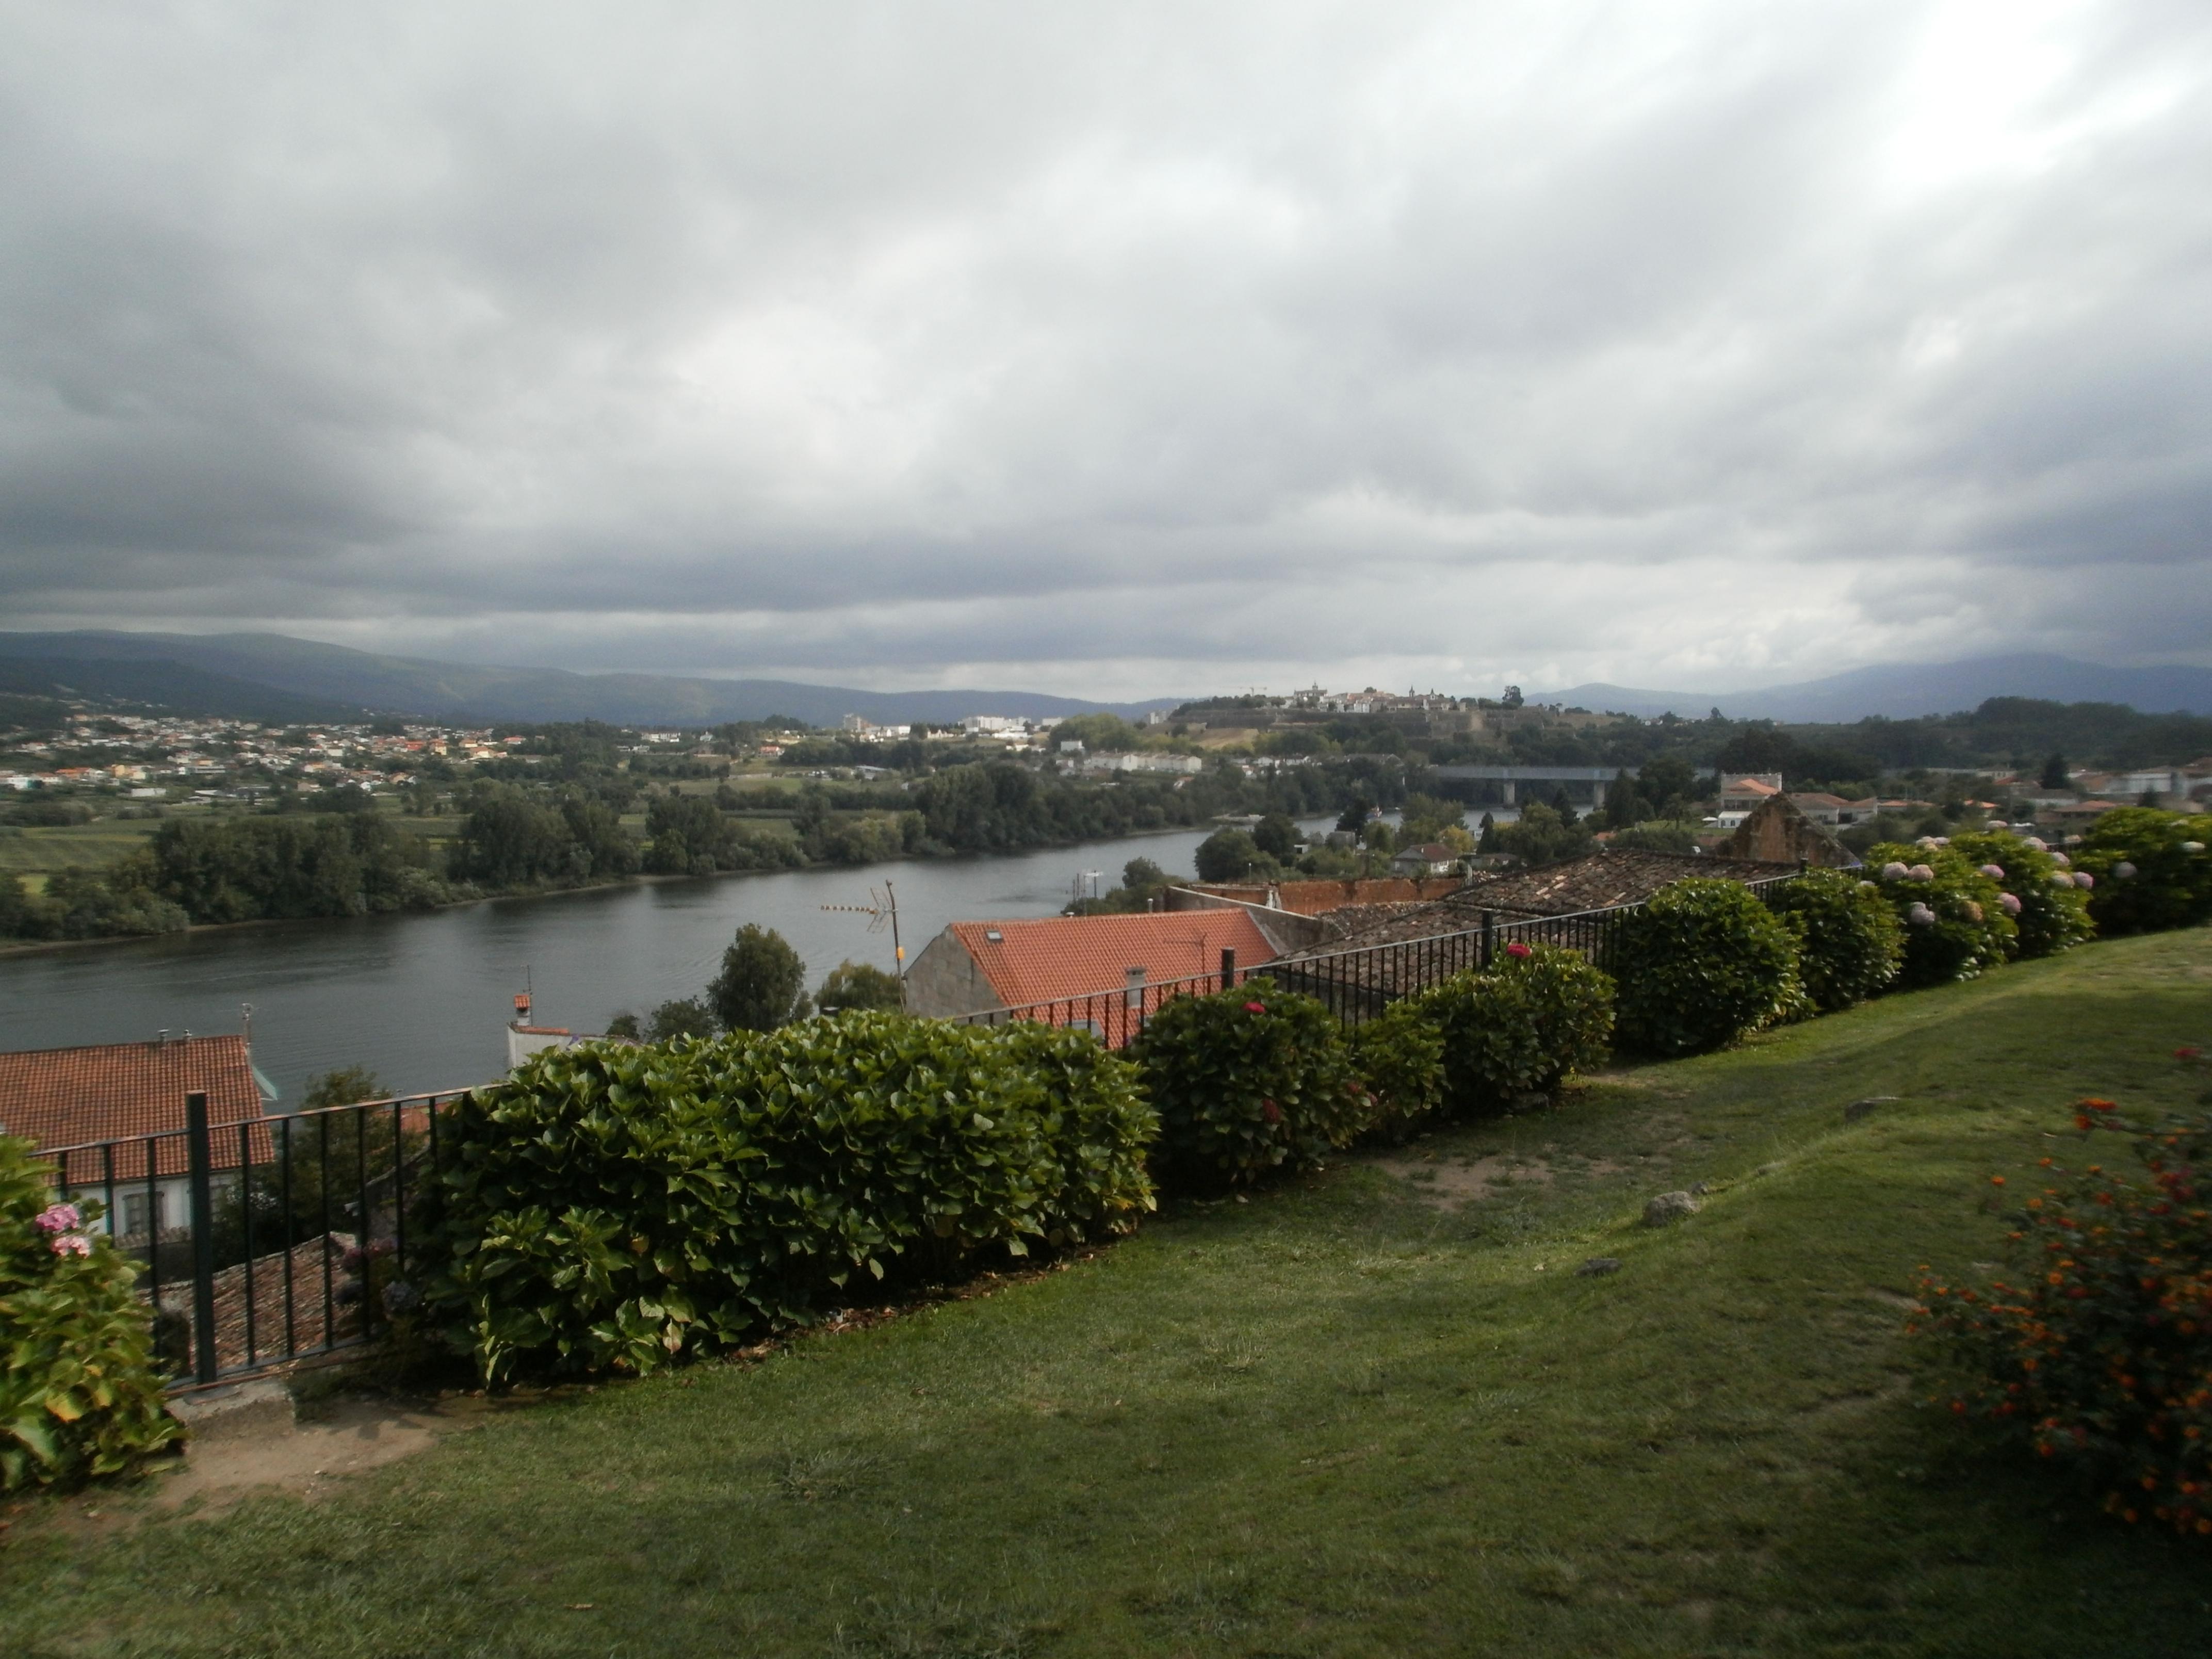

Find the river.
[{"left": 0, "top": 818, "right": 1345, "bottom": 1103}]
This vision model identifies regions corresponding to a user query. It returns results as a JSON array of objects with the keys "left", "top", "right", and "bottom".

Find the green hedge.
[
  {"left": 1948, "top": 829, "right": 2093, "bottom": 960},
  {"left": 1408, "top": 943, "right": 1616, "bottom": 1114},
  {"left": 2071, "top": 808, "right": 2212, "bottom": 936},
  {"left": 1867, "top": 843, "right": 2015, "bottom": 988},
  {"left": 1, "top": 1137, "right": 179, "bottom": 1490},
  {"left": 428, "top": 1013, "right": 1154, "bottom": 1381},
  {"left": 1762, "top": 868, "right": 1903, "bottom": 1013},
  {"left": 1130, "top": 983, "right": 1365, "bottom": 1190},
  {"left": 1611, "top": 879, "right": 1800, "bottom": 1056}
]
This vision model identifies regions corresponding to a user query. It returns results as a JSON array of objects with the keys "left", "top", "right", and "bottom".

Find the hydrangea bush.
[
  {"left": 2071, "top": 808, "right": 2212, "bottom": 937},
  {"left": 1, "top": 1135, "right": 179, "bottom": 1490},
  {"left": 1865, "top": 842, "right": 2015, "bottom": 988},
  {"left": 1914, "top": 1084, "right": 2212, "bottom": 1537},
  {"left": 1762, "top": 868, "right": 1904, "bottom": 1013},
  {"left": 1131, "top": 982, "right": 1365, "bottom": 1190},
  {"left": 1609, "top": 879, "right": 1801, "bottom": 1056},
  {"left": 1345, "top": 999, "right": 1446, "bottom": 1143},
  {"left": 1947, "top": 829, "right": 2093, "bottom": 960},
  {"left": 1408, "top": 942, "right": 1616, "bottom": 1113}
]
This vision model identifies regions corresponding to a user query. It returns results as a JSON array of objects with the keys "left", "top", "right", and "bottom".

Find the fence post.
[
  {"left": 185, "top": 1091, "right": 218, "bottom": 1385},
  {"left": 1480, "top": 910, "right": 1495, "bottom": 969},
  {"left": 1219, "top": 948, "right": 1236, "bottom": 993}
]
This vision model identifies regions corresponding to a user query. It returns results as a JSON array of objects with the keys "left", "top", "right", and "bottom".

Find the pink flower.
[
  {"left": 34, "top": 1203, "right": 80, "bottom": 1234},
  {"left": 51, "top": 1233, "right": 92, "bottom": 1257},
  {"left": 2113, "top": 861, "right": 2137, "bottom": 880},
  {"left": 1979, "top": 864, "right": 2005, "bottom": 880},
  {"left": 1999, "top": 893, "right": 2022, "bottom": 916},
  {"left": 1504, "top": 941, "right": 1532, "bottom": 959},
  {"left": 1243, "top": 1001, "right": 1266, "bottom": 1014},
  {"left": 2176, "top": 1047, "right": 2201, "bottom": 1061},
  {"left": 2074, "top": 872, "right": 2094, "bottom": 890},
  {"left": 1881, "top": 861, "right": 1909, "bottom": 880}
]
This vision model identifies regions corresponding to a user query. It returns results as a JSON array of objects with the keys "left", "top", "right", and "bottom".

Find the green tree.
[
  {"left": 1195, "top": 828, "right": 1267, "bottom": 883},
  {"left": 1397, "top": 793, "right": 1466, "bottom": 844},
  {"left": 2040, "top": 752, "right": 2071, "bottom": 790},
  {"left": 709, "top": 924, "right": 812, "bottom": 1031},
  {"left": 1636, "top": 755, "right": 1700, "bottom": 818},
  {"left": 452, "top": 788, "right": 576, "bottom": 887},
  {"left": 301, "top": 1067, "right": 385, "bottom": 1110},
  {"left": 1335, "top": 797, "right": 1374, "bottom": 833},
  {"left": 1252, "top": 814, "right": 1300, "bottom": 859},
  {"left": 818, "top": 961, "right": 904, "bottom": 1013}
]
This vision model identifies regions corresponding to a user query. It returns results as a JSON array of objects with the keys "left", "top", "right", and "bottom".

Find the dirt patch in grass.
[{"left": 1372, "top": 1149, "right": 1632, "bottom": 1205}]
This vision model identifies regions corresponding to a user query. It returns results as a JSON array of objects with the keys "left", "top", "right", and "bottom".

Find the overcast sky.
[{"left": 3, "top": 2, "right": 2207, "bottom": 699}]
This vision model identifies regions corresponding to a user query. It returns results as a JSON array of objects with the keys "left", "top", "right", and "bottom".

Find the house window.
[{"left": 123, "top": 1191, "right": 162, "bottom": 1237}]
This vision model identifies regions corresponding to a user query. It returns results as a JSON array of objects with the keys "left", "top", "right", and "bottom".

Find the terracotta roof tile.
[
  {"left": 0, "top": 1035, "right": 269, "bottom": 1176},
  {"left": 949, "top": 912, "right": 1279, "bottom": 1011}
]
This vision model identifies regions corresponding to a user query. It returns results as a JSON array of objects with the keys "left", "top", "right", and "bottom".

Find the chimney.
[
  {"left": 513, "top": 991, "right": 532, "bottom": 1028},
  {"left": 1124, "top": 966, "right": 1146, "bottom": 1009}
]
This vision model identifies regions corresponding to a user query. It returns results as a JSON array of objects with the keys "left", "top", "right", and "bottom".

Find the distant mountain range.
[
  {"left": 3, "top": 631, "right": 2205, "bottom": 732},
  {"left": 0, "top": 631, "right": 1183, "bottom": 727},
  {"left": 1533, "top": 655, "right": 2212, "bottom": 723}
]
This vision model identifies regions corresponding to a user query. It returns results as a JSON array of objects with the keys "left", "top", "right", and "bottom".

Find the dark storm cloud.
[{"left": 3, "top": 1, "right": 2208, "bottom": 696}]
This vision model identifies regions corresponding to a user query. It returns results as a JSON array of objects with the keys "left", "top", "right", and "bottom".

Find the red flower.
[
  {"left": 1243, "top": 1001, "right": 1266, "bottom": 1013},
  {"left": 2177, "top": 1048, "right": 2203, "bottom": 1061},
  {"left": 1262, "top": 1099, "right": 1282, "bottom": 1124},
  {"left": 1504, "top": 941, "right": 1532, "bottom": 959}
]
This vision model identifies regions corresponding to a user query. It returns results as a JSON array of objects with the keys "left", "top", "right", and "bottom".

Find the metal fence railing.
[{"left": 38, "top": 1088, "right": 464, "bottom": 1390}]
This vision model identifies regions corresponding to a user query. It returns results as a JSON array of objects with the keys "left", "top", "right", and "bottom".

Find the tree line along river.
[{"left": 0, "top": 820, "right": 1341, "bottom": 1108}]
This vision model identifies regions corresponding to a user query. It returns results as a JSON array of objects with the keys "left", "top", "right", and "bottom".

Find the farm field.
[{"left": 4, "top": 929, "right": 2209, "bottom": 1656}]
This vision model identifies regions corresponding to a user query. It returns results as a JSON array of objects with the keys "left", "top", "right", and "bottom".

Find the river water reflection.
[{"left": 0, "top": 819, "right": 1340, "bottom": 1104}]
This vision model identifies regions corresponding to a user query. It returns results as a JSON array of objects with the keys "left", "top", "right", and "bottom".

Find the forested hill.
[{"left": 0, "top": 631, "right": 1180, "bottom": 727}]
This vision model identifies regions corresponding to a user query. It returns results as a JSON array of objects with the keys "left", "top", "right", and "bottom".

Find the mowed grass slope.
[{"left": 7, "top": 931, "right": 2212, "bottom": 1657}]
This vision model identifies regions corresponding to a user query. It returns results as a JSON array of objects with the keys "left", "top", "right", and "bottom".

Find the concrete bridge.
[{"left": 1429, "top": 764, "right": 1633, "bottom": 807}]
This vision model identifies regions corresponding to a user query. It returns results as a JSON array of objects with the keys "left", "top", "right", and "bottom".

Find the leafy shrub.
[
  {"left": 1131, "top": 982, "right": 1363, "bottom": 1189},
  {"left": 1865, "top": 843, "right": 2015, "bottom": 988},
  {"left": 1914, "top": 1094, "right": 2212, "bottom": 1537},
  {"left": 429, "top": 1015, "right": 1153, "bottom": 1381},
  {"left": 1609, "top": 879, "right": 1800, "bottom": 1056},
  {"left": 1, "top": 1136, "right": 179, "bottom": 1490},
  {"left": 1948, "top": 829, "right": 2093, "bottom": 960},
  {"left": 1762, "top": 868, "right": 1903, "bottom": 1012},
  {"left": 2072, "top": 808, "right": 2212, "bottom": 937},
  {"left": 709, "top": 923, "right": 812, "bottom": 1031},
  {"left": 1409, "top": 943, "right": 1616, "bottom": 1113},
  {"left": 1346, "top": 1001, "right": 1445, "bottom": 1142}
]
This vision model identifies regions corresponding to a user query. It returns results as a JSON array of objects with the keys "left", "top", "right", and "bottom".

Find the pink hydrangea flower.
[
  {"left": 51, "top": 1233, "right": 93, "bottom": 1257},
  {"left": 1910, "top": 865, "right": 1935, "bottom": 882},
  {"left": 1979, "top": 864, "right": 2005, "bottom": 880},
  {"left": 1243, "top": 1000, "right": 1266, "bottom": 1013},
  {"left": 1504, "top": 941, "right": 1532, "bottom": 959},
  {"left": 1881, "top": 861, "right": 1909, "bottom": 881},
  {"left": 2074, "top": 872, "right": 2094, "bottom": 889},
  {"left": 1907, "top": 904, "right": 1934, "bottom": 925},
  {"left": 1998, "top": 892, "right": 2022, "bottom": 915},
  {"left": 34, "top": 1203, "right": 80, "bottom": 1234}
]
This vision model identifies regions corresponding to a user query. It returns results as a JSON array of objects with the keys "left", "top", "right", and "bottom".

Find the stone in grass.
[
  {"left": 1844, "top": 1096, "right": 1899, "bottom": 1124},
  {"left": 1642, "top": 1191, "right": 1700, "bottom": 1227},
  {"left": 1575, "top": 1257, "right": 1622, "bottom": 1277}
]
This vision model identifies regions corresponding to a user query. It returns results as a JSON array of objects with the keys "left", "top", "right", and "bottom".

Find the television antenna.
[{"left": 820, "top": 881, "right": 905, "bottom": 1008}]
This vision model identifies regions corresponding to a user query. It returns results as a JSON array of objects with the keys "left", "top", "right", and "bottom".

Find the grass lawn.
[
  {"left": 6, "top": 930, "right": 2212, "bottom": 1656},
  {"left": 0, "top": 822, "right": 163, "bottom": 884}
]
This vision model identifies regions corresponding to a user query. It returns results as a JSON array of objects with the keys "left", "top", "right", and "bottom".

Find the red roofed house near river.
[
  {"left": 902, "top": 910, "right": 1280, "bottom": 1038},
  {"left": 0, "top": 1033, "right": 275, "bottom": 1240}
]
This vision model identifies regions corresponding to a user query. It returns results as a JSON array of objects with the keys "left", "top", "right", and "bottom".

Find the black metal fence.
[
  {"left": 956, "top": 870, "right": 1806, "bottom": 1046},
  {"left": 38, "top": 1088, "right": 463, "bottom": 1390}
]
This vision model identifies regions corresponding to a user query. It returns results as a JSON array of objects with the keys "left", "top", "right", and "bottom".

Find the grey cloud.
[{"left": 2, "top": 1, "right": 2209, "bottom": 697}]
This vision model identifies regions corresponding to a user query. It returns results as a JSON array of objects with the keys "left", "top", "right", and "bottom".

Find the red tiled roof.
[
  {"left": 0, "top": 1035, "right": 269, "bottom": 1177},
  {"left": 948, "top": 912, "right": 1280, "bottom": 1010}
]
